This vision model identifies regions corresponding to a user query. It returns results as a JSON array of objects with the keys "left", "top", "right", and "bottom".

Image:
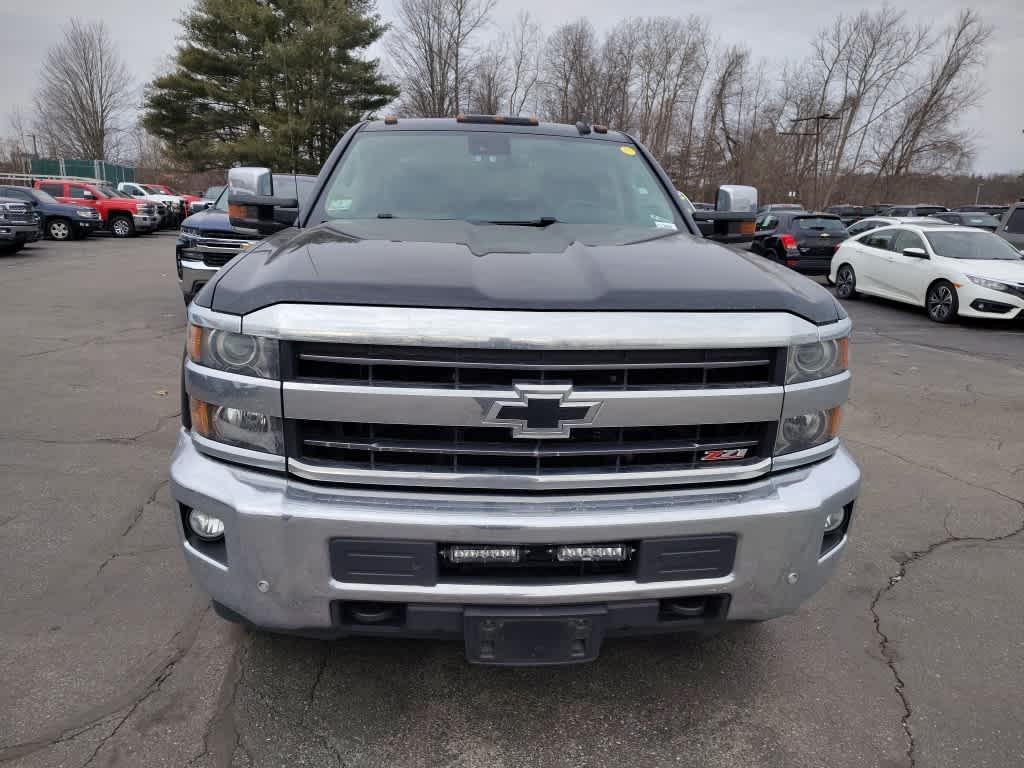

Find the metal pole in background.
[
  {"left": 788, "top": 112, "right": 841, "bottom": 210},
  {"left": 975, "top": 182, "right": 983, "bottom": 205}
]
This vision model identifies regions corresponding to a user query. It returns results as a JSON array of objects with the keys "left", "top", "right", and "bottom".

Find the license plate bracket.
[{"left": 464, "top": 606, "right": 606, "bottom": 666}]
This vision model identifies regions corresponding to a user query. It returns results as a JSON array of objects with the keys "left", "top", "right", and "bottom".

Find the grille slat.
[
  {"left": 292, "top": 343, "right": 780, "bottom": 391},
  {"left": 296, "top": 421, "right": 773, "bottom": 476}
]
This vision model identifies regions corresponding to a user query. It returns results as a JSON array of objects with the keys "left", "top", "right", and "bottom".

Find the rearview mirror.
[
  {"left": 692, "top": 184, "right": 759, "bottom": 243},
  {"left": 903, "top": 247, "right": 928, "bottom": 258},
  {"left": 227, "top": 167, "right": 298, "bottom": 235}
]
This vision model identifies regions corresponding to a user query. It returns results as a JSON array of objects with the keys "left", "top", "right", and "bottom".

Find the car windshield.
[
  {"left": 795, "top": 217, "right": 847, "bottom": 232},
  {"left": 962, "top": 214, "right": 1000, "bottom": 227},
  {"left": 144, "top": 185, "right": 166, "bottom": 194},
  {"left": 204, "top": 186, "right": 224, "bottom": 199},
  {"left": 317, "top": 130, "right": 682, "bottom": 239},
  {"left": 29, "top": 188, "right": 58, "bottom": 205},
  {"left": 99, "top": 185, "right": 130, "bottom": 199},
  {"left": 925, "top": 231, "right": 1024, "bottom": 261}
]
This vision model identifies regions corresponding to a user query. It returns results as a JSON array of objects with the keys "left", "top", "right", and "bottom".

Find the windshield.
[
  {"left": 144, "top": 185, "right": 166, "bottom": 194},
  {"left": 29, "top": 188, "right": 58, "bottom": 205},
  {"left": 317, "top": 131, "right": 682, "bottom": 238},
  {"left": 925, "top": 231, "right": 1024, "bottom": 261},
  {"left": 962, "top": 214, "right": 1000, "bottom": 227},
  {"left": 204, "top": 186, "right": 224, "bottom": 200},
  {"left": 99, "top": 185, "right": 131, "bottom": 199},
  {"left": 796, "top": 217, "right": 847, "bottom": 233}
]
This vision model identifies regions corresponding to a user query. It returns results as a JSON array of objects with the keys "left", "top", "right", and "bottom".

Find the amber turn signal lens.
[
  {"left": 836, "top": 337, "right": 849, "bottom": 371},
  {"left": 828, "top": 406, "right": 842, "bottom": 438},
  {"left": 187, "top": 324, "right": 203, "bottom": 362},
  {"left": 739, "top": 220, "right": 756, "bottom": 235},
  {"left": 228, "top": 203, "right": 248, "bottom": 220},
  {"left": 190, "top": 398, "right": 211, "bottom": 437}
]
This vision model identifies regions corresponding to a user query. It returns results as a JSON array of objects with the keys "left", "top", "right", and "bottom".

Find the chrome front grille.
[
  {"left": 2, "top": 203, "right": 33, "bottom": 225},
  {"left": 183, "top": 232, "right": 255, "bottom": 267},
  {"left": 291, "top": 343, "right": 782, "bottom": 390},
  {"left": 294, "top": 420, "right": 774, "bottom": 476},
  {"left": 281, "top": 335, "right": 786, "bottom": 490}
]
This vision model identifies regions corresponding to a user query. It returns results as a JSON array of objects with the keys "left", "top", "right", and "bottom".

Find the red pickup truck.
[{"left": 35, "top": 180, "right": 159, "bottom": 237}]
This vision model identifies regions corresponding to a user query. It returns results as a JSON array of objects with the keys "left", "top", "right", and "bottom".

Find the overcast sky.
[{"left": 2, "top": 0, "right": 1021, "bottom": 174}]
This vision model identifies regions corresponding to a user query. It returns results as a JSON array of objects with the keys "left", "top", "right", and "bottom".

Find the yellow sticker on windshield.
[{"left": 619, "top": 146, "right": 637, "bottom": 156}]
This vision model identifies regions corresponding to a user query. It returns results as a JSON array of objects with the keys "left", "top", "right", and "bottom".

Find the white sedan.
[{"left": 830, "top": 223, "right": 1024, "bottom": 323}]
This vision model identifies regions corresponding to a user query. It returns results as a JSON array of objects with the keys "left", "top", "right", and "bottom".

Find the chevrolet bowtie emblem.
[{"left": 482, "top": 384, "right": 601, "bottom": 438}]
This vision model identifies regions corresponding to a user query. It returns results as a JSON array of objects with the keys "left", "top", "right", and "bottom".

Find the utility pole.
[
  {"left": 975, "top": 182, "right": 983, "bottom": 205},
  {"left": 27, "top": 133, "right": 38, "bottom": 159},
  {"left": 780, "top": 112, "right": 841, "bottom": 210}
]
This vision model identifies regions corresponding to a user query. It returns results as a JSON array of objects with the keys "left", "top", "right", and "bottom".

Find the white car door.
[
  {"left": 852, "top": 228, "right": 899, "bottom": 297},
  {"left": 882, "top": 229, "right": 935, "bottom": 304}
]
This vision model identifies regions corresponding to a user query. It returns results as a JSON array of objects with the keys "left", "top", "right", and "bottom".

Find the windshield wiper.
[{"left": 475, "top": 216, "right": 560, "bottom": 227}]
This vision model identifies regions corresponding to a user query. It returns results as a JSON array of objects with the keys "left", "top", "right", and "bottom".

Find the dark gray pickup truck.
[{"left": 172, "top": 116, "right": 859, "bottom": 665}]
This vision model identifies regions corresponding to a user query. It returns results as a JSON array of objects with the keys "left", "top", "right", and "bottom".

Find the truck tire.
[
  {"left": 47, "top": 218, "right": 72, "bottom": 241},
  {"left": 110, "top": 215, "right": 135, "bottom": 238}
]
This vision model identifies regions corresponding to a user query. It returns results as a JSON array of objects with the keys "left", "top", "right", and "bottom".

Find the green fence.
[{"left": 29, "top": 159, "right": 135, "bottom": 184}]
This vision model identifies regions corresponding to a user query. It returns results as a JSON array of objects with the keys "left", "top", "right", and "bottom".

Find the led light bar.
[
  {"left": 556, "top": 545, "right": 628, "bottom": 563},
  {"left": 445, "top": 546, "right": 521, "bottom": 564}
]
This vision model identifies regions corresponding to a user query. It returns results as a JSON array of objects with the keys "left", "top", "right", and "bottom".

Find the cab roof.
[{"left": 361, "top": 117, "right": 631, "bottom": 143}]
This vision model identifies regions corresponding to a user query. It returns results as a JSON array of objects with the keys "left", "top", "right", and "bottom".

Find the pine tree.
[{"left": 143, "top": 0, "right": 398, "bottom": 172}]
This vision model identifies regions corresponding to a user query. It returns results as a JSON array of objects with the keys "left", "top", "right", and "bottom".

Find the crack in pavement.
[
  {"left": 858, "top": 328, "right": 1024, "bottom": 369},
  {"left": 0, "top": 600, "right": 210, "bottom": 763},
  {"left": 858, "top": 440, "right": 1024, "bottom": 767},
  {"left": 845, "top": 437, "right": 1024, "bottom": 507},
  {"left": 0, "top": 411, "right": 181, "bottom": 449},
  {"left": 91, "top": 479, "right": 172, "bottom": 578},
  {"left": 186, "top": 628, "right": 252, "bottom": 768}
]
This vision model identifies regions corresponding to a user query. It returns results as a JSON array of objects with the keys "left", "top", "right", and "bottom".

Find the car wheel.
[
  {"left": 47, "top": 218, "right": 72, "bottom": 241},
  {"left": 835, "top": 264, "right": 858, "bottom": 299},
  {"left": 926, "top": 280, "right": 959, "bottom": 323},
  {"left": 110, "top": 215, "right": 134, "bottom": 238}
]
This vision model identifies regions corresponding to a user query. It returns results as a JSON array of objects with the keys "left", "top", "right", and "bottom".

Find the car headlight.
[
  {"left": 181, "top": 225, "right": 199, "bottom": 236},
  {"left": 76, "top": 209, "right": 92, "bottom": 218},
  {"left": 967, "top": 275, "right": 1010, "bottom": 292},
  {"left": 785, "top": 337, "right": 849, "bottom": 384},
  {"left": 191, "top": 398, "right": 283, "bottom": 454},
  {"left": 187, "top": 324, "right": 279, "bottom": 379},
  {"left": 775, "top": 407, "right": 841, "bottom": 455}
]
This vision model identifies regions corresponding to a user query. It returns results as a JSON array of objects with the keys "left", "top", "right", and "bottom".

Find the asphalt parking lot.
[{"left": 1, "top": 232, "right": 1022, "bottom": 768}]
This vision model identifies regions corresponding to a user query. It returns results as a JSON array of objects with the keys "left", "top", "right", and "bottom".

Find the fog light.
[
  {"left": 556, "top": 545, "right": 628, "bottom": 562},
  {"left": 823, "top": 509, "right": 845, "bottom": 532},
  {"left": 444, "top": 546, "right": 520, "bottom": 564},
  {"left": 188, "top": 509, "right": 225, "bottom": 541}
]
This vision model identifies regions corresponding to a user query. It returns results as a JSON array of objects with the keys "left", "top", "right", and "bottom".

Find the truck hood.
[
  {"left": 203, "top": 220, "right": 843, "bottom": 324},
  {"left": 181, "top": 207, "right": 235, "bottom": 233}
]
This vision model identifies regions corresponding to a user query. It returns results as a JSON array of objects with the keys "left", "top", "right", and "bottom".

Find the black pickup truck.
[{"left": 172, "top": 116, "right": 859, "bottom": 665}]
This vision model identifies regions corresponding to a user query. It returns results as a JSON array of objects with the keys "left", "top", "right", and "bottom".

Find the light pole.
[
  {"left": 782, "top": 112, "right": 841, "bottom": 210},
  {"left": 975, "top": 182, "right": 983, "bottom": 205}
]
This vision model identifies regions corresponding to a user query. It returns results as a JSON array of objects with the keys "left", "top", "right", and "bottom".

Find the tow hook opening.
[
  {"left": 340, "top": 601, "right": 406, "bottom": 628},
  {"left": 657, "top": 594, "right": 730, "bottom": 622}
]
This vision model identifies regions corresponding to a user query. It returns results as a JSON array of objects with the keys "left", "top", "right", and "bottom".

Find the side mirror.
[
  {"left": 903, "top": 247, "right": 928, "bottom": 258},
  {"left": 227, "top": 167, "right": 297, "bottom": 235},
  {"left": 692, "top": 185, "right": 759, "bottom": 244}
]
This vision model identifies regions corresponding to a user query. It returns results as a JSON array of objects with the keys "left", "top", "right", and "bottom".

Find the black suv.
[
  {"left": 0, "top": 185, "right": 102, "bottom": 241},
  {"left": 751, "top": 211, "right": 849, "bottom": 275}
]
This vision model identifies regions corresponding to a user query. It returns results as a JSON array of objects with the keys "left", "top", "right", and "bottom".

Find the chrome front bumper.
[
  {"left": 179, "top": 259, "right": 220, "bottom": 296},
  {"left": 133, "top": 214, "right": 158, "bottom": 231},
  {"left": 170, "top": 430, "right": 860, "bottom": 631}
]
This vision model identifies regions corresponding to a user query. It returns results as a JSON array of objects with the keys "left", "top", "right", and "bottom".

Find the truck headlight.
[
  {"left": 786, "top": 337, "right": 849, "bottom": 384},
  {"left": 190, "top": 398, "right": 284, "bottom": 454},
  {"left": 187, "top": 324, "right": 279, "bottom": 379},
  {"left": 775, "top": 407, "right": 841, "bottom": 455}
]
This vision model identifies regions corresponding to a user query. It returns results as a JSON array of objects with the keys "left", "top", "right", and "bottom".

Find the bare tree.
[
  {"left": 468, "top": 42, "right": 507, "bottom": 114},
  {"left": 33, "top": 19, "right": 134, "bottom": 161},
  {"left": 506, "top": 11, "right": 542, "bottom": 116},
  {"left": 870, "top": 10, "right": 991, "bottom": 194},
  {"left": 388, "top": 0, "right": 495, "bottom": 117}
]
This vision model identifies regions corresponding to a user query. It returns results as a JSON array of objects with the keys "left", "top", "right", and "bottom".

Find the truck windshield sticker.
[{"left": 619, "top": 146, "right": 637, "bottom": 156}]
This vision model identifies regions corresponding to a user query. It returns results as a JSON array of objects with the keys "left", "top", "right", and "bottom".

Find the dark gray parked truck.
[
  {"left": 172, "top": 116, "right": 859, "bottom": 665},
  {"left": 0, "top": 197, "right": 42, "bottom": 254}
]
